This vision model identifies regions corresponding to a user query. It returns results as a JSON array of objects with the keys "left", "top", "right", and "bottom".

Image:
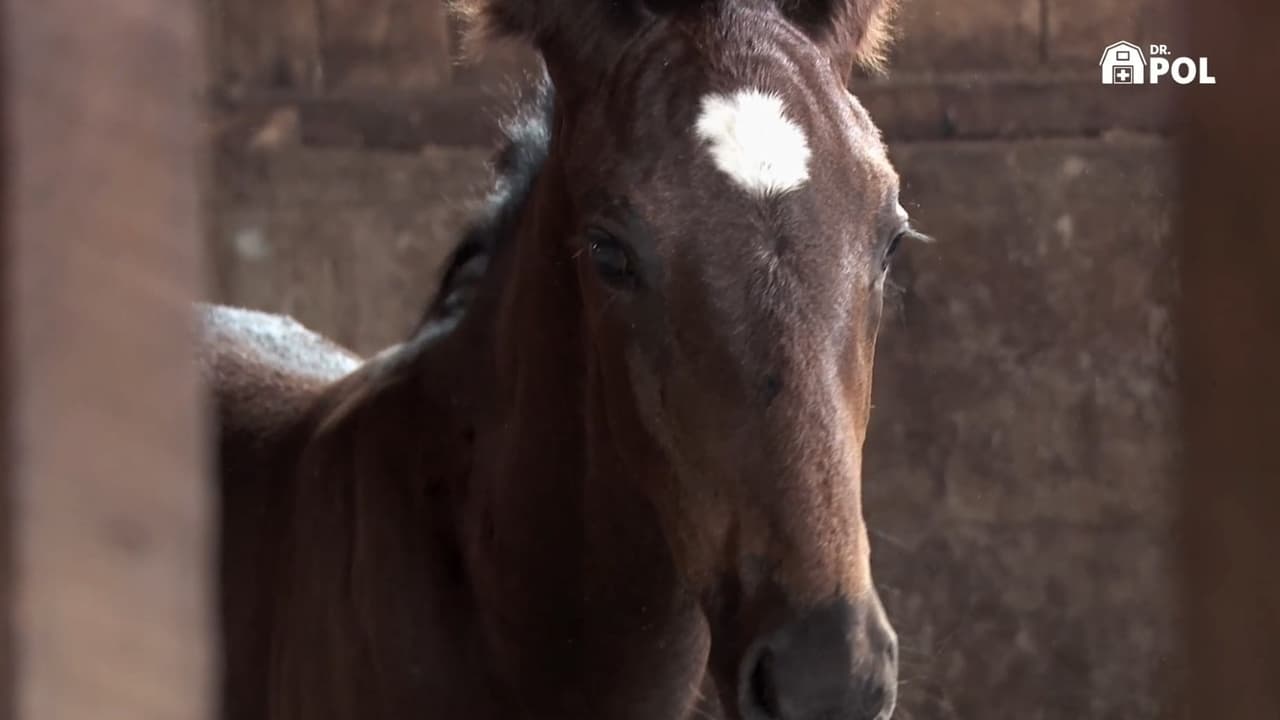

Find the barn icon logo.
[
  {"left": 1101, "top": 41, "right": 1217, "bottom": 85},
  {"left": 1100, "top": 41, "right": 1145, "bottom": 84}
]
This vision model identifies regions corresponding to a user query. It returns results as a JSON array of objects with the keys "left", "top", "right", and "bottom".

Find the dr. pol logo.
[{"left": 1100, "top": 41, "right": 1217, "bottom": 85}]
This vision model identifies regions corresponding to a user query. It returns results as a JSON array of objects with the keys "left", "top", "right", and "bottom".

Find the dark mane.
[{"left": 417, "top": 78, "right": 553, "bottom": 330}]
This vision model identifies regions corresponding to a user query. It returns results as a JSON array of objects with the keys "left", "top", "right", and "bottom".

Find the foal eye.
[
  {"left": 587, "top": 231, "right": 636, "bottom": 287},
  {"left": 882, "top": 231, "right": 906, "bottom": 271}
]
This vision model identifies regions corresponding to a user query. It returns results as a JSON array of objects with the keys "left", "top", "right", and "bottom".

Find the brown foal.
[{"left": 209, "top": 1, "right": 916, "bottom": 719}]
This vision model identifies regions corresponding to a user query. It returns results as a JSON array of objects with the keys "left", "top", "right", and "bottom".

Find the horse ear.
[
  {"left": 453, "top": 0, "right": 648, "bottom": 92},
  {"left": 777, "top": 0, "right": 899, "bottom": 73}
]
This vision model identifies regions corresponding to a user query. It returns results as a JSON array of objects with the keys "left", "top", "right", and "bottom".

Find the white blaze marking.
[{"left": 695, "top": 89, "right": 811, "bottom": 196}]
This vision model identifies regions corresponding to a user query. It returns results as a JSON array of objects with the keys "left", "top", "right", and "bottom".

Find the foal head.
[{"left": 463, "top": 1, "right": 909, "bottom": 718}]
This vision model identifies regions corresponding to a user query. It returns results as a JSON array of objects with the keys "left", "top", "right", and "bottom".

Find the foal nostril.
[
  {"left": 746, "top": 648, "right": 782, "bottom": 719},
  {"left": 735, "top": 601, "right": 897, "bottom": 720},
  {"left": 859, "top": 675, "right": 891, "bottom": 720}
]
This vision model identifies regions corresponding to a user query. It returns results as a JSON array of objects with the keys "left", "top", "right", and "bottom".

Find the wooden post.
[
  {"left": 0, "top": 6, "right": 11, "bottom": 715},
  {"left": 1179, "top": 1, "right": 1280, "bottom": 717},
  {"left": 1, "top": 0, "right": 212, "bottom": 719}
]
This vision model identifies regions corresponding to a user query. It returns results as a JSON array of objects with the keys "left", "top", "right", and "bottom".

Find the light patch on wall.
[
  {"left": 695, "top": 90, "right": 810, "bottom": 196},
  {"left": 233, "top": 226, "right": 270, "bottom": 261}
]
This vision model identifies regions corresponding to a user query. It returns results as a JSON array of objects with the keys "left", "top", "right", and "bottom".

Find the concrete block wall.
[
  {"left": 887, "top": 0, "right": 1180, "bottom": 70},
  {"left": 869, "top": 138, "right": 1177, "bottom": 718},
  {"left": 207, "top": 1, "right": 1182, "bottom": 717}
]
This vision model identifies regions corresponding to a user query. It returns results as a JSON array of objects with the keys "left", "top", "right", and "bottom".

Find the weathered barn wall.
[
  {"left": 867, "top": 138, "right": 1178, "bottom": 718},
  {"left": 207, "top": 1, "right": 1181, "bottom": 717}
]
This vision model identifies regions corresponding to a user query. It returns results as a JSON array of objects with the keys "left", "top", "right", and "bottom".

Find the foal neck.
[{"left": 453, "top": 121, "right": 709, "bottom": 719}]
